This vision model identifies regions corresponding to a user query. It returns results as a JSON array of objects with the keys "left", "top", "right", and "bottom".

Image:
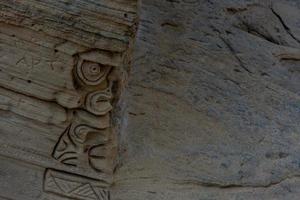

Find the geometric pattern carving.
[{"left": 44, "top": 169, "right": 110, "bottom": 200}]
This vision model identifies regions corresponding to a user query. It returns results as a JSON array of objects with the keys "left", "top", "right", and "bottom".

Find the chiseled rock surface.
[{"left": 113, "top": 0, "right": 300, "bottom": 199}]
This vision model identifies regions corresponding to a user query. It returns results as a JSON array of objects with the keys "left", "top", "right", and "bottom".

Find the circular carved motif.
[{"left": 76, "top": 60, "right": 111, "bottom": 86}]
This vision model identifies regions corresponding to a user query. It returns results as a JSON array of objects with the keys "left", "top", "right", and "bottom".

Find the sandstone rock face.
[
  {"left": 0, "top": 0, "right": 137, "bottom": 199},
  {"left": 0, "top": 0, "right": 300, "bottom": 200},
  {"left": 113, "top": 0, "right": 300, "bottom": 199}
]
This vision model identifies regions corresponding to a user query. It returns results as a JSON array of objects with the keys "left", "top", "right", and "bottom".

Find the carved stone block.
[{"left": 44, "top": 169, "right": 110, "bottom": 200}]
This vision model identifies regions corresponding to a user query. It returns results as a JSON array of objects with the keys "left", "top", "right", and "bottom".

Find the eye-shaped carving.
[
  {"left": 75, "top": 59, "right": 111, "bottom": 86},
  {"left": 85, "top": 90, "right": 113, "bottom": 116}
]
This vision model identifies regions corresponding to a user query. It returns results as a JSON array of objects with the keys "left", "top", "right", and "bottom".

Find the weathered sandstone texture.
[
  {"left": 0, "top": 0, "right": 300, "bottom": 200},
  {"left": 113, "top": 0, "right": 300, "bottom": 200},
  {"left": 0, "top": 0, "right": 137, "bottom": 199}
]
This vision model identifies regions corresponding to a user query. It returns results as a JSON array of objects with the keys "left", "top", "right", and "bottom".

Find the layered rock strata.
[{"left": 0, "top": 1, "right": 138, "bottom": 199}]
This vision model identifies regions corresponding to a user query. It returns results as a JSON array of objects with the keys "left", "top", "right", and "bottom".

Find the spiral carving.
[
  {"left": 85, "top": 90, "right": 113, "bottom": 116},
  {"left": 76, "top": 60, "right": 111, "bottom": 86}
]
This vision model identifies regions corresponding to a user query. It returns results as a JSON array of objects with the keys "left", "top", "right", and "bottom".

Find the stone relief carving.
[
  {"left": 75, "top": 59, "right": 112, "bottom": 86},
  {"left": 0, "top": 1, "right": 137, "bottom": 199},
  {"left": 44, "top": 169, "right": 110, "bottom": 200},
  {"left": 44, "top": 50, "right": 124, "bottom": 198},
  {"left": 85, "top": 89, "right": 113, "bottom": 116},
  {"left": 52, "top": 112, "right": 114, "bottom": 174},
  {"left": 73, "top": 51, "right": 123, "bottom": 116}
]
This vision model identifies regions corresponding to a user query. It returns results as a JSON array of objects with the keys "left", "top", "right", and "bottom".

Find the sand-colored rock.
[{"left": 0, "top": 0, "right": 137, "bottom": 199}]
